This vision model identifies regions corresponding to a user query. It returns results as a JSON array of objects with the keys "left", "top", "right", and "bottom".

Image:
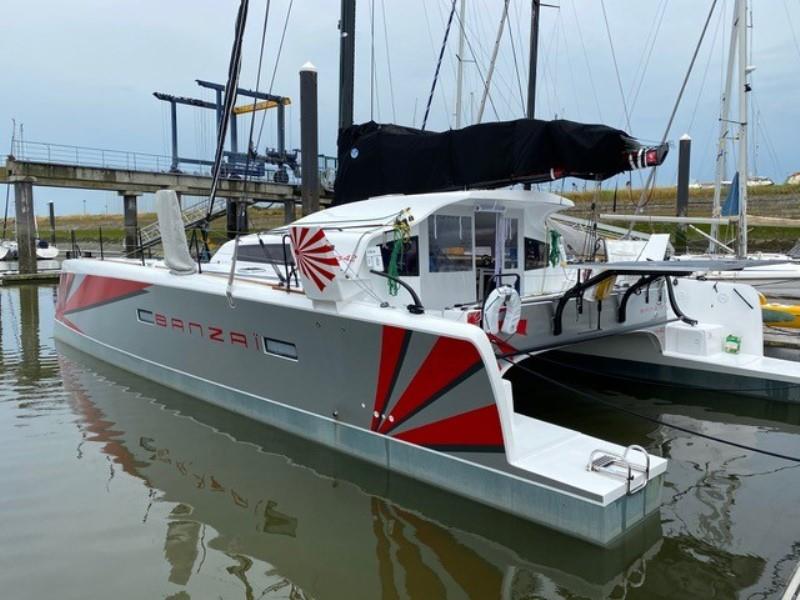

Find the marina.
[
  {"left": 1, "top": 284, "right": 800, "bottom": 598},
  {"left": 3, "top": 0, "right": 800, "bottom": 597}
]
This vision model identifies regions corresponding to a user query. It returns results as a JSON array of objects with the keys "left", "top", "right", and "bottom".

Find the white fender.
[{"left": 483, "top": 285, "right": 522, "bottom": 335}]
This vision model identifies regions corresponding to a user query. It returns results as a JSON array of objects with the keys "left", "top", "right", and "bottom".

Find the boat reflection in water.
[{"left": 56, "top": 344, "right": 765, "bottom": 599}]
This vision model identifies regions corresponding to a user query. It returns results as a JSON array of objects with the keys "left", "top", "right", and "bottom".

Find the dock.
[
  {"left": 764, "top": 328, "right": 800, "bottom": 350},
  {"left": 0, "top": 271, "right": 61, "bottom": 286}
]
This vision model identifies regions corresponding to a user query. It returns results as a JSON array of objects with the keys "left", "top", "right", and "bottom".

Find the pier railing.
[
  {"left": 11, "top": 140, "right": 179, "bottom": 174},
  {"left": 9, "top": 140, "right": 338, "bottom": 188}
]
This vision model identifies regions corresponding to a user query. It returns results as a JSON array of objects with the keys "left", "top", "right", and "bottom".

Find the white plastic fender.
[{"left": 483, "top": 285, "right": 522, "bottom": 335}]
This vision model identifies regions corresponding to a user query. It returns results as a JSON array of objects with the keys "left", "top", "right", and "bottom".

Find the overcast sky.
[{"left": 3, "top": 0, "right": 800, "bottom": 215}]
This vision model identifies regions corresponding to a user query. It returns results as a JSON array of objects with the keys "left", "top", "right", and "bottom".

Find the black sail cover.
[{"left": 333, "top": 118, "right": 668, "bottom": 205}]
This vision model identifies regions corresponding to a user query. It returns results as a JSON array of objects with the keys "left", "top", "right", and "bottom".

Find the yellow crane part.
[
  {"left": 232, "top": 98, "right": 291, "bottom": 115},
  {"left": 759, "top": 293, "right": 800, "bottom": 329}
]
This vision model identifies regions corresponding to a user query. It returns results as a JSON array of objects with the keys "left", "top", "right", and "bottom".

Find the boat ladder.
[{"left": 587, "top": 444, "right": 651, "bottom": 495}]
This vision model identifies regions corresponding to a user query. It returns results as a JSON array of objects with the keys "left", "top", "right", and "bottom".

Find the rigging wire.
[
  {"left": 420, "top": 0, "right": 452, "bottom": 127},
  {"left": 600, "top": 0, "right": 633, "bottom": 132},
  {"left": 783, "top": 0, "right": 800, "bottom": 66},
  {"left": 630, "top": 0, "right": 719, "bottom": 222},
  {"left": 256, "top": 0, "right": 293, "bottom": 151},
  {"left": 557, "top": 8, "right": 583, "bottom": 121},
  {"left": 421, "top": 0, "right": 457, "bottom": 131},
  {"left": 686, "top": 3, "right": 725, "bottom": 134},
  {"left": 380, "top": 0, "right": 397, "bottom": 123},
  {"left": 752, "top": 95, "right": 786, "bottom": 178},
  {"left": 506, "top": 10, "right": 526, "bottom": 115},
  {"left": 461, "top": 1, "right": 502, "bottom": 120},
  {"left": 569, "top": 0, "right": 603, "bottom": 122},
  {"left": 628, "top": 0, "right": 668, "bottom": 118},
  {"left": 460, "top": 1, "right": 503, "bottom": 121},
  {"left": 504, "top": 357, "right": 800, "bottom": 463},
  {"left": 625, "top": 0, "right": 664, "bottom": 103},
  {"left": 477, "top": 0, "right": 511, "bottom": 123},
  {"left": 434, "top": 0, "right": 460, "bottom": 118}
]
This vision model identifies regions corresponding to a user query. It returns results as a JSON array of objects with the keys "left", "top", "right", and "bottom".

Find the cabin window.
[
  {"left": 237, "top": 243, "right": 295, "bottom": 265},
  {"left": 379, "top": 236, "right": 419, "bottom": 276},
  {"left": 263, "top": 337, "right": 298, "bottom": 361},
  {"left": 525, "top": 237, "right": 547, "bottom": 270},
  {"left": 428, "top": 215, "right": 473, "bottom": 273},
  {"left": 136, "top": 308, "right": 154, "bottom": 325}
]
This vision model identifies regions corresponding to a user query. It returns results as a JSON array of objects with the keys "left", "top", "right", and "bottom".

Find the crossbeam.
[
  {"left": 233, "top": 98, "right": 291, "bottom": 115},
  {"left": 195, "top": 79, "right": 288, "bottom": 104},
  {"left": 152, "top": 92, "right": 217, "bottom": 110}
]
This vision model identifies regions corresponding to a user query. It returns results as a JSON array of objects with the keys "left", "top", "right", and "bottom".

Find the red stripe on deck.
[{"left": 63, "top": 275, "right": 151, "bottom": 314}]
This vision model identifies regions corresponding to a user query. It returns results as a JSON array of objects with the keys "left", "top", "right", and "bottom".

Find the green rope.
[
  {"left": 548, "top": 229, "right": 562, "bottom": 267},
  {"left": 388, "top": 230, "right": 402, "bottom": 296},
  {"left": 385, "top": 214, "right": 412, "bottom": 297}
]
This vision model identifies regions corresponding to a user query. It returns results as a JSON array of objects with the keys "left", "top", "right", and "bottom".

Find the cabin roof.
[{"left": 292, "top": 189, "right": 574, "bottom": 229}]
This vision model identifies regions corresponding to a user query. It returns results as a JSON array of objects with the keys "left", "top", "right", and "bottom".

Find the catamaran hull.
[
  {"left": 541, "top": 333, "right": 800, "bottom": 403},
  {"left": 537, "top": 276, "right": 800, "bottom": 404},
  {"left": 53, "top": 262, "right": 664, "bottom": 545}
]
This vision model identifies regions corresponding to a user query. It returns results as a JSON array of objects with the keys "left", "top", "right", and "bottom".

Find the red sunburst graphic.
[{"left": 289, "top": 226, "right": 340, "bottom": 292}]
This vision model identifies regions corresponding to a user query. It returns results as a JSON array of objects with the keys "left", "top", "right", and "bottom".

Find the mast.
[
  {"left": 736, "top": 0, "right": 749, "bottom": 257},
  {"left": 527, "top": 0, "right": 540, "bottom": 119},
  {"left": 523, "top": 0, "right": 540, "bottom": 191},
  {"left": 454, "top": 0, "right": 466, "bottom": 128},
  {"left": 338, "top": 0, "right": 356, "bottom": 130},
  {"left": 709, "top": 0, "right": 740, "bottom": 250}
]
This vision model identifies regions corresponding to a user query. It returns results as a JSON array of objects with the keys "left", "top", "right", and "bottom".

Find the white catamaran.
[{"left": 52, "top": 0, "right": 800, "bottom": 546}]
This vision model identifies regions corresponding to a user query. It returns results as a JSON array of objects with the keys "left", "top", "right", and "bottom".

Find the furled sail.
[{"left": 333, "top": 118, "right": 668, "bottom": 205}]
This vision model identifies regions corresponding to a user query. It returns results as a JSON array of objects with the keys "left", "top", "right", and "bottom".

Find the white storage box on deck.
[{"left": 665, "top": 321, "right": 724, "bottom": 356}]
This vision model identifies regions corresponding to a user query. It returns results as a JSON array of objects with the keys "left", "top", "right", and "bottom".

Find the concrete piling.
[
  {"left": 119, "top": 191, "right": 141, "bottom": 257},
  {"left": 12, "top": 176, "right": 37, "bottom": 274},
  {"left": 300, "top": 62, "right": 320, "bottom": 216}
]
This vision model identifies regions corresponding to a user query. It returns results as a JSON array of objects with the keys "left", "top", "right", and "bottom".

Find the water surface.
[{"left": 1, "top": 285, "right": 799, "bottom": 599}]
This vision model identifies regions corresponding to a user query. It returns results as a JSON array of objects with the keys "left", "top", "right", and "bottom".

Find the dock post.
[
  {"left": 284, "top": 200, "right": 294, "bottom": 224},
  {"left": 277, "top": 102, "right": 286, "bottom": 155},
  {"left": 226, "top": 199, "right": 237, "bottom": 240},
  {"left": 20, "top": 284, "right": 40, "bottom": 377},
  {"left": 238, "top": 201, "right": 249, "bottom": 236},
  {"left": 169, "top": 100, "right": 179, "bottom": 172},
  {"left": 119, "top": 191, "right": 141, "bottom": 257},
  {"left": 48, "top": 201, "right": 56, "bottom": 244},
  {"left": 300, "top": 62, "right": 320, "bottom": 216},
  {"left": 12, "top": 176, "right": 37, "bottom": 274},
  {"left": 676, "top": 134, "right": 691, "bottom": 253}
]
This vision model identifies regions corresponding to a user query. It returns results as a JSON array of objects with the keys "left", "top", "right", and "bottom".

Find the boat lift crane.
[{"left": 153, "top": 79, "right": 297, "bottom": 182}]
